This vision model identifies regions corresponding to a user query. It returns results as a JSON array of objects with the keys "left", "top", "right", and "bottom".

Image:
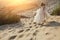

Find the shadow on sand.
[
  {"left": 44, "top": 21, "right": 60, "bottom": 27},
  {"left": 0, "top": 16, "right": 30, "bottom": 31},
  {"left": 0, "top": 21, "right": 23, "bottom": 30}
]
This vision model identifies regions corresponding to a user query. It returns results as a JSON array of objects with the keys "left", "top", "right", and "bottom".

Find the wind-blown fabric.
[{"left": 33, "top": 7, "right": 51, "bottom": 24}]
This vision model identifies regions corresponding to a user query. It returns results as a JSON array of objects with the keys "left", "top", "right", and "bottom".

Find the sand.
[
  {"left": 0, "top": 12, "right": 60, "bottom": 40},
  {"left": 0, "top": 0, "right": 60, "bottom": 40}
]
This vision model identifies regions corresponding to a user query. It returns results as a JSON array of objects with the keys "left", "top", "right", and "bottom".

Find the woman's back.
[{"left": 33, "top": 7, "right": 45, "bottom": 24}]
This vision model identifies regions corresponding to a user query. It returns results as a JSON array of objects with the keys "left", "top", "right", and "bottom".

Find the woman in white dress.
[{"left": 33, "top": 3, "right": 51, "bottom": 25}]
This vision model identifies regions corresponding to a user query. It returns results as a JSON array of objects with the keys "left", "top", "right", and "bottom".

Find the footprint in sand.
[
  {"left": 33, "top": 22, "right": 36, "bottom": 24},
  {"left": 8, "top": 35, "right": 17, "bottom": 40},
  {"left": 33, "top": 30, "right": 39, "bottom": 36},
  {"left": 54, "top": 35, "right": 56, "bottom": 37},
  {"left": 18, "top": 30, "right": 24, "bottom": 33},
  {"left": 33, "top": 32, "right": 37, "bottom": 36},
  {"left": 45, "top": 32, "right": 50, "bottom": 35},
  {"left": 37, "top": 23, "right": 42, "bottom": 25},
  {"left": 33, "top": 22, "right": 37, "bottom": 26},
  {"left": 34, "top": 24, "right": 37, "bottom": 27},
  {"left": 25, "top": 28, "right": 30, "bottom": 32},
  {"left": 29, "top": 26, "right": 32, "bottom": 28},
  {"left": 30, "top": 38, "right": 33, "bottom": 40},
  {"left": 35, "top": 26, "right": 39, "bottom": 29},
  {"left": 29, "top": 23, "right": 31, "bottom": 25},
  {"left": 19, "top": 34, "right": 24, "bottom": 38}
]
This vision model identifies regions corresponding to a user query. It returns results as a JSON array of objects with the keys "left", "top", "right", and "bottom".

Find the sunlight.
[
  {"left": 8, "top": 0, "right": 29, "bottom": 5},
  {"left": 3, "top": 0, "right": 37, "bottom": 6},
  {"left": 0, "top": 0, "right": 39, "bottom": 11}
]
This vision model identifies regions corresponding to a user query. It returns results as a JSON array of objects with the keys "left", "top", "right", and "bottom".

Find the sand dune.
[
  {"left": 0, "top": 14, "right": 60, "bottom": 40},
  {"left": 0, "top": 0, "right": 60, "bottom": 40}
]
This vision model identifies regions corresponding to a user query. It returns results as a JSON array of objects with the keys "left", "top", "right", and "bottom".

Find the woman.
[{"left": 33, "top": 3, "right": 51, "bottom": 25}]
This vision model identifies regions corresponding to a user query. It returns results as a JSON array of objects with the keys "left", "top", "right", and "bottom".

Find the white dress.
[{"left": 33, "top": 7, "right": 50, "bottom": 24}]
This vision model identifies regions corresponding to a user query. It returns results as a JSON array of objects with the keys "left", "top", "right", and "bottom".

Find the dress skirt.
[{"left": 33, "top": 7, "right": 50, "bottom": 24}]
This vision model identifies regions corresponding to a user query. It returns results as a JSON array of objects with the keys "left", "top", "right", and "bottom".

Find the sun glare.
[
  {"left": 0, "top": 0, "right": 38, "bottom": 11},
  {"left": 9, "top": 0, "right": 28, "bottom": 4},
  {"left": 5, "top": 0, "right": 36, "bottom": 6}
]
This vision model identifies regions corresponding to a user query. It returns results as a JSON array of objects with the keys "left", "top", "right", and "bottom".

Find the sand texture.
[{"left": 0, "top": 14, "right": 60, "bottom": 40}]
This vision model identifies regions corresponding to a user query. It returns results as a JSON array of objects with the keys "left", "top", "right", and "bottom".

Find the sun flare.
[
  {"left": 0, "top": 0, "right": 38, "bottom": 6},
  {"left": 7, "top": 0, "right": 30, "bottom": 5},
  {"left": 0, "top": 0, "right": 39, "bottom": 11}
]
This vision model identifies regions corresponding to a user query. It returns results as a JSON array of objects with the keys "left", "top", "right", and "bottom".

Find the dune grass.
[
  {"left": 0, "top": 7, "right": 20, "bottom": 25},
  {"left": 51, "top": 5, "right": 60, "bottom": 15}
]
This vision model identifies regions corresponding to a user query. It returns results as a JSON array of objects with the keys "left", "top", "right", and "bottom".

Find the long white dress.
[{"left": 33, "top": 7, "right": 51, "bottom": 24}]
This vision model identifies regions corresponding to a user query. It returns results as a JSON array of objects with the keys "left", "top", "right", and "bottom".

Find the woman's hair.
[{"left": 41, "top": 3, "right": 45, "bottom": 6}]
